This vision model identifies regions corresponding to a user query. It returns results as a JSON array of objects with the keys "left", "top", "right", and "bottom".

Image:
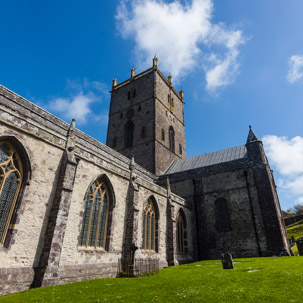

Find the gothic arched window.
[
  {"left": 215, "top": 198, "right": 231, "bottom": 232},
  {"left": 176, "top": 209, "right": 187, "bottom": 253},
  {"left": 169, "top": 126, "right": 175, "bottom": 153},
  {"left": 0, "top": 141, "right": 22, "bottom": 245},
  {"left": 124, "top": 121, "right": 134, "bottom": 148},
  {"left": 143, "top": 197, "right": 158, "bottom": 251},
  {"left": 80, "top": 176, "right": 114, "bottom": 249}
]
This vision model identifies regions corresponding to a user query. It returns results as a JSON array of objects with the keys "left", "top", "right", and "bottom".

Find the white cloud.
[
  {"left": 295, "top": 197, "right": 303, "bottom": 205},
  {"left": 263, "top": 135, "right": 303, "bottom": 196},
  {"left": 49, "top": 94, "right": 95, "bottom": 124},
  {"left": 47, "top": 80, "right": 108, "bottom": 125},
  {"left": 116, "top": 0, "right": 245, "bottom": 92},
  {"left": 287, "top": 54, "right": 303, "bottom": 83}
]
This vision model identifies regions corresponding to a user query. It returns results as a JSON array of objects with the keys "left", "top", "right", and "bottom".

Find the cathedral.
[{"left": 0, "top": 58, "right": 291, "bottom": 295}]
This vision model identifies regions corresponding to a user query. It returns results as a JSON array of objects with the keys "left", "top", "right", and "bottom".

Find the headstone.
[
  {"left": 221, "top": 252, "right": 234, "bottom": 269},
  {"left": 296, "top": 238, "right": 303, "bottom": 256}
]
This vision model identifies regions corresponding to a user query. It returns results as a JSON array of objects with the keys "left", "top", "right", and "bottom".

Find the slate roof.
[{"left": 164, "top": 145, "right": 248, "bottom": 175}]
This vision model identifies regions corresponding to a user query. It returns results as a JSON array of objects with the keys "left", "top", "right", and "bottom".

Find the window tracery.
[
  {"left": 80, "top": 177, "right": 112, "bottom": 249},
  {"left": 0, "top": 142, "right": 22, "bottom": 245},
  {"left": 143, "top": 198, "right": 157, "bottom": 251}
]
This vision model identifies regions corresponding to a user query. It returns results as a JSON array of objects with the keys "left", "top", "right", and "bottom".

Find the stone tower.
[{"left": 106, "top": 57, "right": 186, "bottom": 175}]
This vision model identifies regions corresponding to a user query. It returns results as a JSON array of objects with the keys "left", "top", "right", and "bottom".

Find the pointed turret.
[
  {"left": 245, "top": 125, "right": 267, "bottom": 164},
  {"left": 246, "top": 125, "right": 260, "bottom": 143}
]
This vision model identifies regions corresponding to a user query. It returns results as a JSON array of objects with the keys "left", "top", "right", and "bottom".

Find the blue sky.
[{"left": 0, "top": 0, "right": 302, "bottom": 210}]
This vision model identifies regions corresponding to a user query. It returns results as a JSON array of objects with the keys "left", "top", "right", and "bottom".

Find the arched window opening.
[
  {"left": 0, "top": 142, "right": 23, "bottom": 245},
  {"left": 161, "top": 129, "right": 165, "bottom": 141},
  {"left": 169, "top": 126, "right": 175, "bottom": 153},
  {"left": 124, "top": 121, "right": 134, "bottom": 148},
  {"left": 176, "top": 209, "right": 187, "bottom": 253},
  {"left": 179, "top": 144, "right": 182, "bottom": 155},
  {"left": 215, "top": 198, "right": 231, "bottom": 232},
  {"left": 143, "top": 197, "right": 158, "bottom": 251},
  {"left": 80, "top": 176, "right": 114, "bottom": 249}
]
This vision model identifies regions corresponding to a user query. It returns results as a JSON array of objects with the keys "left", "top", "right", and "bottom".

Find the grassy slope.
[
  {"left": 286, "top": 219, "right": 303, "bottom": 255},
  {"left": 1, "top": 257, "right": 303, "bottom": 303}
]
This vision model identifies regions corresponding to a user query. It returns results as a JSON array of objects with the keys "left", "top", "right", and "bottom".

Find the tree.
[{"left": 290, "top": 204, "right": 303, "bottom": 215}]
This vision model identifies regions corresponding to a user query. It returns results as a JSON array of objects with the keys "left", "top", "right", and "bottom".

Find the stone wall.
[
  {"left": 159, "top": 153, "right": 291, "bottom": 259},
  {"left": 0, "top": 85, "right": 193, "bottom": 295},
  {"left": 106, "top": 67, "right": 186, "bottom": 176}
]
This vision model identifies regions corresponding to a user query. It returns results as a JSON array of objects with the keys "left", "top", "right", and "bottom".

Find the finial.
[
  {"left": 153, "top": 56, "right": 158, "bottom": 69},
  {"left": 246, "top": 125, "right": 260, "bottom": 143},
  {"left": 179, "top": 89, "right": 184, "bottom": 101},
  {"left": 112, "top": 77, "right": 117, "bottom": 89},
  {"left": 168, "top": 73, "right": 172, "bottom": 86},
  {"left": 129, "top": 154, "right": 135, "bottom": 170},
  {"left": 71, "top": 118, "right": 76, "bottom": 128},
  {"left": 131, "top": 67, "right": 135, "bottom": 78}
]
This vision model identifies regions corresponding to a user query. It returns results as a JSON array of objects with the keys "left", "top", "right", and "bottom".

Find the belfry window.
[
  {"left": 176, "top": 210, "right": 186, "bottom": 253},
  {"left": 168, "top": 94, "right": 174, "bottom": 113},
  {"left": 161, "top": 129, "right": 165, "bottom": 141},
  {"left": 215, "top": 198, "right": 231, "bottom": 232},
  {"left": 143, "top": 197, "right": 158, "bottom": 251},
  {"left": 179, "top": 144, "right": 182, "bottom": 155},
  {"left": 124, "top": 121, "right": 134, "bottom": 148},
  {"left": 0, "top": 142, "right": 22, "bottom": 245},
  {"left": 80, "top": 176, "right": 113, "bottom": 249},
  {"left": 169, "top": 126, "right": 175, "bottom": 153}
]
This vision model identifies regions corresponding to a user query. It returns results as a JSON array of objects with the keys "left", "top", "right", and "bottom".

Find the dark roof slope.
[{"left": 164, "top": 145, "right": 248, "bottom": 175}]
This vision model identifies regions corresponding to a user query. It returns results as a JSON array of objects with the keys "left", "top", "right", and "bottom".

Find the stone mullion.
[
  {"left": 102, "top": 192, "right": 110, "bottom": 248},
  {"left": 94, "top": 190, "right": 106, "bottom": 248}
]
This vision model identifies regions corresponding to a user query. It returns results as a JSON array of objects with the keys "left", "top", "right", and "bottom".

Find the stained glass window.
[
  {"left": 0, "top": 142, "right": 22, "bottom": 245},
  {"left": 143, "top": 198, "right": 157, "bottom": 250},
  {"left": 80, "top": 178, "right": 110, "bottom": 249},
  {"left": 176, "top": 211, "right": 185, "bottom": 253}
]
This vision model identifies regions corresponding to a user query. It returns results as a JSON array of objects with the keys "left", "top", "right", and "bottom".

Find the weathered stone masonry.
[{"left": 0, "top": 60, "right": 292, "bottom": 296}]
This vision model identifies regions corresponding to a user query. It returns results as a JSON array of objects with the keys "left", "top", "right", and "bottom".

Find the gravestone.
[
  {"left": 221, "top": 252, "right": 234, "bottom": 269},
  {"left": 296, "top": 238, "right": 303, "bottom": 256}
]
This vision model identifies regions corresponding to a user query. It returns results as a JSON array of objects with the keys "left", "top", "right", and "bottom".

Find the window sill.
[{"left": 78, "top": 246, "right": 106, "bottom": 253}]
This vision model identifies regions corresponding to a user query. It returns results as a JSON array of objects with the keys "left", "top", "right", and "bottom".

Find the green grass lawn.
[
  {"left": 1, "top": 257, "right": 303, "bottom": 303},
  {"left": 286, "top": 219, "right": 303, "bottom": 256}
]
